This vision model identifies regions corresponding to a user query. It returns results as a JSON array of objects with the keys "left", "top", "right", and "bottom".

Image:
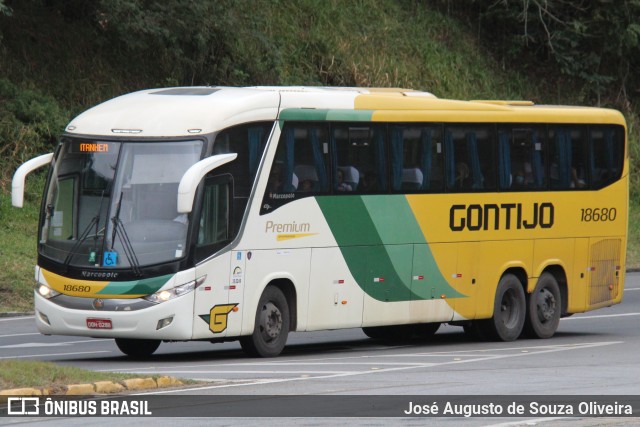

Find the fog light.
[
  {"left": 38, "top": 311, "right": 51, "bottom": 325},
  {"left": 156, "top": 317, "right": 173, "bottom": 330}
]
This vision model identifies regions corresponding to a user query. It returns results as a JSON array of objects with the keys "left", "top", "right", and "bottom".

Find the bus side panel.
[
  {"left": 533, "top": 237, "right": 575, "bottom": 306},
  {"left": 360, "top": 245, "right": 413, "bottom": 327},
  {"left": 569, "top": 238, "right": 590, "bottom": 313},
  {"left": 411, "top": 243, "right": 458, "bottom": 323},
  {"left": 192, "top": 252, "right": 232, "bottom": 339},
  {"left": 241, "top": 248, "right": 311, "bottom": 335},
  {"left": 306, "top": 247, "right": 364, "bottom": 331},
  {"left": 451, "top": 241, "right": 479, "bottom": 321},
  {"left": 471, "top": 240, "right": 534, "bottom": 320}
]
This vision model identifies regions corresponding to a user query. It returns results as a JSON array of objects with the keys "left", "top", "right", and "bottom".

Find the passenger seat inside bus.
[
  {"left": 294, "top": 165, "right": 318, "bottom": 191},
  {"left": 338, "top": 166, "right": 360, "bottom": 191},
  {"left": 402, "top": 168, "right": 423, "bottom": 191}
]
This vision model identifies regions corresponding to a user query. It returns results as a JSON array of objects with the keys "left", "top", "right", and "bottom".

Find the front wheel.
[
  {"left": 115, "top": 338, "right": 160, "bottom": 358},
  {"left": 524, "top": 272, "right": 561, "bottom": 339},
  {"left": 484, "top": 274, "right": 526, "bottom": 341},
  {"left": 240, "top": 286, "right": 290, "bottom": 357}
]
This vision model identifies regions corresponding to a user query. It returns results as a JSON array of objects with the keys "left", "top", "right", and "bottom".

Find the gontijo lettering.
[{"left": 450, "top": 202, "right": 554, "bottom": 231}]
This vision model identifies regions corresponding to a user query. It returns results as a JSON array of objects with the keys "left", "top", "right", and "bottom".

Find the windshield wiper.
[{"left": 110, "top": 191, "right": 142, "bottom": 277}]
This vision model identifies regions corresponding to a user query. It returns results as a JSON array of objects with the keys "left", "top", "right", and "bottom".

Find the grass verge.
[{"left": 0, "top": 360, "right": 154, "bottom": 391}]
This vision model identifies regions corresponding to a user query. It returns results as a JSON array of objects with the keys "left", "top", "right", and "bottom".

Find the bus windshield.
[{"left": 39, "top": 139, "right": 203, "bottom": 269}]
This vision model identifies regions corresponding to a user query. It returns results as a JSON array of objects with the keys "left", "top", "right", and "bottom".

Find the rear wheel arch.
[
  {"left": 268, "top": 278, "right": 298, "bottom": 332},
  {"left": 540, "top": 265, "right": 568, "bottom": 316}
]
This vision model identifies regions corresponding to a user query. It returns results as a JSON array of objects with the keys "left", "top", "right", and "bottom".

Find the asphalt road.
[{"left": 2, "top": 272, "right": 640, "bottom": 426}]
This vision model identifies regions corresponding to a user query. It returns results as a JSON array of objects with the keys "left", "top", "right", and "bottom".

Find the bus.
[{"left": 12, "top": 86, "right": 628, "bottom": 357}]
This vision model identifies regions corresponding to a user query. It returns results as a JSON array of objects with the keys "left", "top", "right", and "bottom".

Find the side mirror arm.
[
  {"left": 177, "top": 153, "right": 237, "bottom": 213},
  {"left": 12, "top": 153, "right": 54, "bottom": 208}
]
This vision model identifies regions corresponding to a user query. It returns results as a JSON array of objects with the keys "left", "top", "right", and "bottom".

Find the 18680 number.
[
  {"left": 580, "top": 207, "right": 617, "bottom": 222},
  {"left": 63, "top": 284, "right": 90, "bottom": 293}
]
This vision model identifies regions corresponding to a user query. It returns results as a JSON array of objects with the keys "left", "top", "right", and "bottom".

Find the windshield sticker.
[{"left": 103, "top": 251, "right": 118, "bottom": 267}]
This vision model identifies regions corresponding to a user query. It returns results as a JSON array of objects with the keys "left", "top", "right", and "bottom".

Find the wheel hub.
[
  {"left": 260, "top": 302, "right": 282, "bottom": 339},
  {"left": 537, "top": 288, "right": 556, "bottom": 322}
]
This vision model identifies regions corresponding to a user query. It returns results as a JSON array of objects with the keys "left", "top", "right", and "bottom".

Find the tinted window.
[
  {"left": 333, "top": 124, "right": 388, "bottom": 193},
  {"left": 549, "top": 126, "right": 587, "bottom": 190},
  {"left": 445, "top": 125, "right": 496, "bottom": 192},
  {"left": 590, "top": 126, "right": 624, "bottom": 189},
  {"left": 498, "top": 125, "right": 547, "bottom": 190},
  {"left": 389, "top": 125, "right": 443, "bottom": 193}
]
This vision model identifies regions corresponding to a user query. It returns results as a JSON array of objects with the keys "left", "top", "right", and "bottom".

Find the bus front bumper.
[{"left": 34, "top": 291, "right": 195, "bottom": 340}]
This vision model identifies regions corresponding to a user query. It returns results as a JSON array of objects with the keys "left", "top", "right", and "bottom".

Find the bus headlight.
[
  {"left": 144, "top": 276, "right": 206, "bottom": 304},
  {"left": 36, "top": 284, "right": 60, "bottom": 299}
]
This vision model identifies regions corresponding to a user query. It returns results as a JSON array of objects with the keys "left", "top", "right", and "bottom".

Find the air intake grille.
[{"left": 589, "top": 239, "right": 621, "bottom": 305}]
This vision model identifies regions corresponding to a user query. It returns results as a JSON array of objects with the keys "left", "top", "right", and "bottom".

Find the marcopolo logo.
[{"left": 449, "top": 202, "right": 554, "bottom": 232}]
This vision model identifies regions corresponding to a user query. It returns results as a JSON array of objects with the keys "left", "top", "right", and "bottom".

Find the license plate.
[{"left": 86, "top": 318, "right": 112, "bottom": 329}]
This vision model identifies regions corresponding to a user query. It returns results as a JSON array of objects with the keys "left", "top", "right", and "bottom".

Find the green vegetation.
[
  {"left": 0, "top": 1, "right": 637, "bottom": 313},
  {"left": 0, "top": 359, "right": 151, "bottom": 391}
]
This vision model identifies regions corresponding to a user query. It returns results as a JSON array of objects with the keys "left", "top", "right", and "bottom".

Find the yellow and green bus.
[{"left": 12, "top": 87, "right": 627, "bottom": 357}]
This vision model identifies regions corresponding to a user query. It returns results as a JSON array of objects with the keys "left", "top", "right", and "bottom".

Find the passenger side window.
[
  {"left": 389, "top": 125, "right": 443, "bottom": 193},
  {"left": 261, "top": 123, "right": 329, "bottom": 214},
  {"left": 332, "top": 124, "right": 387, "bottom": 193},
  {"left": 445, "top": 125, "right": 496, "bottom": 192},
  {"left": 549, "top": 126, "right": 587, "bottom": 190},
  {"left": 212, "top": 122, "right": 273, "bottom": 198},
  {"left": 196, "top": 176, "right": 231, "bottom": 262},
  {"left": 590, "top": 126, "right": 624, "bottom": 189},
  {"left": 498, "top": 126, "right": 547, "bottom": 190}
]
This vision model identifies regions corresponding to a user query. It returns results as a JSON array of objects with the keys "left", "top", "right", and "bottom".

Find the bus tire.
[
  {"left": 240, "top": 286, "right": 290, "bottom": 357},
  {"left": 485, "top": 274, "right": 526, "bottom": 341},
  {"left": 115, "top": 338, "right": 160, "bottom": 358},
  {"left": 524, "top": 272, "right": 561, "bottom": 339}
]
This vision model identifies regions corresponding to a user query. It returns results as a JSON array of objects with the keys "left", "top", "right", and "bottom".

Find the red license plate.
[{"left": 86, "top": 318, "right": 112, "bottom": 329}]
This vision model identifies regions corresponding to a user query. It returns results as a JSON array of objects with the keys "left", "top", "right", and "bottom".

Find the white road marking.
[
  {"left": 0, "top": 338, "right": 109, "bottom": 349},
  {"left": 562, "top": 312, "right": 640, "bottom": 320},
  {"left": 133, "top": 341, "right": 621, "bottom": 395},
  {"left": 0, "top": 332, "right": 41, "bottom": 338},
  {"left": 0, "top": 316, "right": 34, "bottom": 322},
  {"left": 485, "top": 418, "right": 572, "bottom": 427}
]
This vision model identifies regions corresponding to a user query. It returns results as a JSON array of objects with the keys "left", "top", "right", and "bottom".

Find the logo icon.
[
  {"left": 92, "top": 299, "right": 104, "bottom": 310},
  {"left": 8, "top": 397, "right": 40, "bottom": 415},
  {"left": 198, "top": 304, "right": 238, "bottom": 333}
]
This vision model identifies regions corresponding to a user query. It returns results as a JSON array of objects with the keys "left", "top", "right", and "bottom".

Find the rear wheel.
[
  {"left": 115, "top": 338, "right": 160, "bottom": 358},
  {"left": 484, "top": 274, "right": 526, "bottom": 341},
  {"left": 524, "top": 272, "right": 561, "bottom": 338},
  {"left": 240, "top": 286, "right": 290, "bottom": 357}
]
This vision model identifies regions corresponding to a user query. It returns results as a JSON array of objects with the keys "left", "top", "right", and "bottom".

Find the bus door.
[{"left": 191, "top": 175, "right": 239, "bottom": 339}]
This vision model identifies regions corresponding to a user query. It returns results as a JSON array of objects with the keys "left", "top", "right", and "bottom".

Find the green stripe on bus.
[
  {"left": 317, "top": 196, "right": 464, "bottom": 302},
  {"left": 96, "top": 274, "right": 174, "bottom": 296},
  {"left": 279, "top": 109, "right": 374, "bottom": 124}
]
